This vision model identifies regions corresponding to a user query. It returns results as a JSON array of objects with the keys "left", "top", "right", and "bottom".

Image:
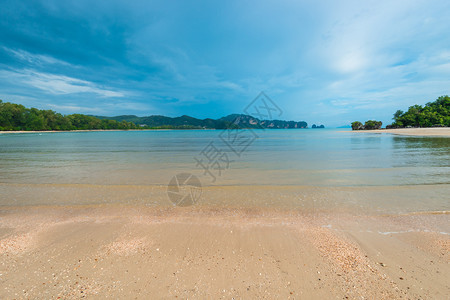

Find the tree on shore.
[
  {"left": 351, "top": 95, "right": 449, "bottom": 130},
  {"left": 388, "top": 95, "right": 450, "bottom": 128},
  {"left": 0, "top": 100, "right": 138, "bottom": 131},
  {"left": 351, "top": 121, "right": 363, "bottom": 130},
  {"left": 364, "top": 120, "right": 382, "bottom": 130}
]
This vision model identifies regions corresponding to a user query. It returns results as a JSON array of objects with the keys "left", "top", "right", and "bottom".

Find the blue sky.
[{"left": 0, "top": 0, "right": 449, "bottom": 127}]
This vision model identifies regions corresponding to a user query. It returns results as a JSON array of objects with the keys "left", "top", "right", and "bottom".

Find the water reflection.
[
  {"left": 0, "top": 130, "right": 449, "bottom": 187},
  {"left": 392, "top": 136, "right": 450, "bottom": 168}
]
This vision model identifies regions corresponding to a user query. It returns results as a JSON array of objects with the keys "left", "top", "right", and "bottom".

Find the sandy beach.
[
  {"left": 1, "top": 129, "right": 448, "bottom": 298},
  {"left": 0, "top": 203, "right": 448, "bottom": 299},
  {"left": 349, "top": 127, "right": 450, "bottom": 137},
  {"left": 1, "top": 0, "right": 450, "bottom": 298}
]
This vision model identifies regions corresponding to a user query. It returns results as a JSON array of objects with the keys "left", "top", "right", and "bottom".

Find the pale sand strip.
[
  {"left": 0, "top": 206, "right": 448, "bottom": 299},
  {"left": 348, "top": 127, "right": 450, "bottom": 137},
  {"left": 0, "top": 129, "right": 206, "bottom": 134},
  {"left": 2, "top": 127, "right": 449, "bottom": 137}
]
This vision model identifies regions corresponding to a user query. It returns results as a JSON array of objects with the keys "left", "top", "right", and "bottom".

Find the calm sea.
[{"left": 1, "top": 129, "right": 449, "bottom": 212}]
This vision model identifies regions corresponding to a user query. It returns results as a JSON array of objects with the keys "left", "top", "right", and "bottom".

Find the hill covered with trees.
[
  {"left": 95, "top": 113, "right": 308, "bottom": 129},
  {"left": 0, "top": 100, "right": 308, "bottom": 131},
  {"left": 0, "top": 100, "right": 137, "bottom": 131},
  {"left": 95, "top": 114, "right": 229, "bottom": 129},
  {"left": 351, "top": 95, "right": 449, "bottom": 130},
  {"left": 388, "top": 95, "right": 450, "bottom": 128}
]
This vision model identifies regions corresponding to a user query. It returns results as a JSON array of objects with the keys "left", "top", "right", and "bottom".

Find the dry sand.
[
  {"left": 0, "top": 205, "right": 448, "bottom": 299},
  {"left": 349, "top": 127, "right": 450, "bottom": 137}
]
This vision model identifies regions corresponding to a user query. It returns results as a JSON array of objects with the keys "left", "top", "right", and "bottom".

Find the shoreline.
[
  {"left": 0, "top": 129, "right": 219, "bottom": 134},
  {"left": 2, "top": 183, "right": 448, "bottom": 215},
  {"left": 1, "top": 128, "right": 314, "bottom": 134},
  {"left": 2, "top": 127, "right": 449, "bottom": 136},
  {"left": 346, "top": 127, "right": 450, "bottom": 137}
]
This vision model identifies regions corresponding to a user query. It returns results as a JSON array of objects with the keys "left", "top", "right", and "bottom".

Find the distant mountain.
[
  {"left": 94, "top": 114, "right": 308, "bottom": 129},
  {"left": 218, "top": 114, "right": 307, "bottom": 129},
  {"left": 0, "top": 99, "right": 308, "bottom": 131}
]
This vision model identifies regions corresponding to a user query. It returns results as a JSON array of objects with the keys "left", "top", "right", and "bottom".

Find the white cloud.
[
  {"left": 47, "top": 104, "right": 104, "bottom": 113},
  {"left": 0, "top": 69, "right": 125, "bottom": 98},
  {"left": 3, "top": 47, "right": 73, "bottom": 67}
]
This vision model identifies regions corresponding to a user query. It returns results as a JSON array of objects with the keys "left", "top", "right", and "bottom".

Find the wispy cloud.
[
  {"left": 27, "top": 72, "right": 124, "bottom": 97},
  {"left": 0, "top": 69, "right": 125, "bottom": 98},
  {"left": 3, "top": 47, "right": 72, "bottom": 67}
]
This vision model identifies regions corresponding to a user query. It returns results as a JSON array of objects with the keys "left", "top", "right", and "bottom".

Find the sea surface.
[{"left": 1, "top": 129, "right": 449, "bottom": 213}]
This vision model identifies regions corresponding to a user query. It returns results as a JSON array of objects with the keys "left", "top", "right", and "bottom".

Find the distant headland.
[
  {"left": 0, "top": 100, "right": 308, "bottom": 131},
  {"left": 94, "top": 113, "right": 308, "bottom": 130}
]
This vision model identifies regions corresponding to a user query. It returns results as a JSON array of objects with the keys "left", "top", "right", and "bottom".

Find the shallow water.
[{"left": 0, "top": 129, "right": 449, "bottom": 212}]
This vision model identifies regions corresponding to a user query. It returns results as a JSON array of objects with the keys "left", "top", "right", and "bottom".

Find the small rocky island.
[
  {"left": 311, "top": 124, "right": 325, "bottom": 128},
  {"left": 351, "top": 120, "right": 382, "bottom": 130}
]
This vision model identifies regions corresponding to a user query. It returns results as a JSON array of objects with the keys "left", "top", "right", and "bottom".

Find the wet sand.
[
  {"left": 0, "top": 205, "right": 448, "bottom": 299},
  {"left": 350, "top": 127, "right": 450, "bottom": 137}
]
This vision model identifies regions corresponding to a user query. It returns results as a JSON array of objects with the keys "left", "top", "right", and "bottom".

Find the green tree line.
[
  {"left": 388, "top": 95, "right": 450, "bottom": 128},
  {"left": 0, "top": 100, "right": 138, "bottom": 131},
  {"left": 351, "top": 95, "right": 449, "bottom": 130}
]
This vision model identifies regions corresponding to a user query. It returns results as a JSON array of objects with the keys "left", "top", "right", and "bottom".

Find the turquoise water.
[
  {"left": 0, "top": 129, "right": 449, "bottom": 211},
  {"left": 0, "top": 129, "right": 449, "bottom": 187}
]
